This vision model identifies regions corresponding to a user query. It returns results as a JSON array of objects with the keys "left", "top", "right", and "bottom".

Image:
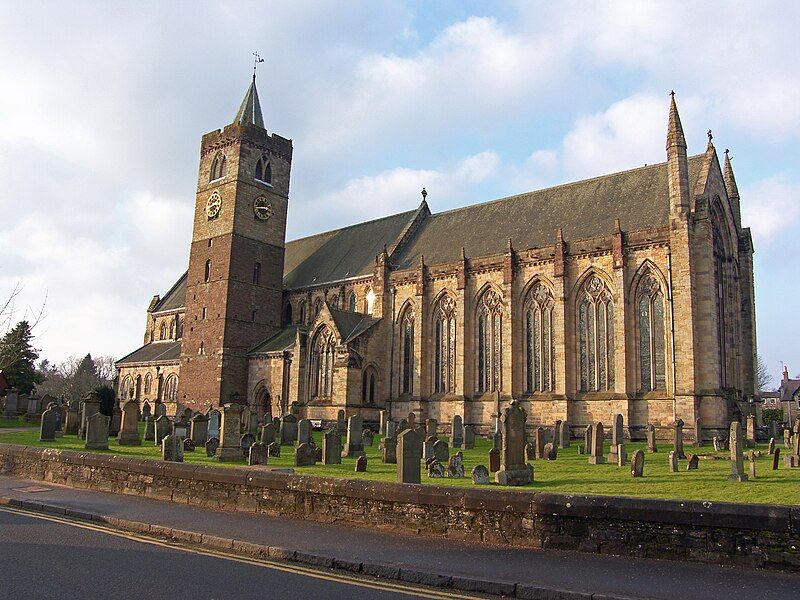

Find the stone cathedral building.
[{"left": 116, "top": 78, "right": 757, "bottom": 439}]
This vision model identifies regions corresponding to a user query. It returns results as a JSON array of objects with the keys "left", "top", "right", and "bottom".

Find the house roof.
[
  {"left": 781, "top": 379, "right": 800, "bottom": 402},
  {"left": 116, "top": 340, "right": 182, "bottom": 365}
]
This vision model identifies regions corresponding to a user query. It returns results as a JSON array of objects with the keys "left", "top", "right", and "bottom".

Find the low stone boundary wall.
[{"left": 1, "top": 443, "right": 797, "bottom": 571}]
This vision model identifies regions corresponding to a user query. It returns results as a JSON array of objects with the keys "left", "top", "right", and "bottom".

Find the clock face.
[
  {"left": 205, "top": 191, "right": 221, "bottom": 219},
  {"left": 253, "top": 196, "right": 273, "bottom": 221}
]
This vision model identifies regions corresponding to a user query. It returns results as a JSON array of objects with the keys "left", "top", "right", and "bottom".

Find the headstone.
[
  {"left": 342, "top": 415, "right": 364, "bottom": 457},
  {"left": 525, "top": 442, "right": 536, "bottom": 461},
  {"left": 240, "top": 432, "right": 256, "bottom": 457},
  {"left": 785, "top": 421, "right": 800, "bottom": 468},
  {"left": 379, "top": 410, "right": 387, "bottom": 436},
  {"left": 280, "top": 414, "right": 298, "bottom": 445},
  {"left": 215, "top": 403, "right": 243, "bottom": 461},
  {"left": 397, "top": 418, "right": 408, "bottom": 434},
  {"left": 85, "top": 413, "right": 109, "bottom": 450},
  {"left": 109, "top": 405, "right": 122, "bottom": 437},
  {"left": 589, "top": 422, "right": 605, "bottom": 464},
  {"left": 268, "top": 441, "right": 281, "bottom": 457},
  {"left": 363, "top": 429, "right": 374, "bottom": 447},
  {"left": 713, "top": 436, "right": 721, "bottom": 452},
  {"left": 495, "top": 401, "right": 532, "bottom": 485},
  {"left": 489, "top": 447, "right": 500, "bottom": 472},
  {"left": 746, "top": 415, "right": 756, "bottom": 448},
  {"left": 748, "top": 449, "right": 756, "bottom": 479},
  {"left": 183, "top": 438, "right": 196, "bottom": 452},
  {"left": 425, "top": 418, "right": 438, "bottom": 438},
  {"left": 272, "top": 416, "right": 280, "bottom": 431},
  {"left": 686, "top": 454, "right": 699, "bottom": 470},
  {"left": 543, "top": 442, "right": 557, "bottom": 461},
  {"left": 447, "top": 452, "right": 465, "bottom": 478},
  {"left": 118, "top": 400, "right": 141, "bottom": 445},
  {"left": 355, "top": 455, "right": 367, "bottom": 472},
  {"left": 728, "top": 421, "right": 748, "bottom": 481},
  {"left": 249, "top": 442, "right": 269, "bottom": 466},
  {"left": 53, "top": 403, "right": 64, "bottom": 437},
  {"left": 451, "top": 415, "right": 464, "bottom": 448},
  {"left": 385, "top": 420, "right": 397, "bottom": 440},
  {"left": 584, "top": 425, "right": 592, "bottom": 451},
  {"left": 427, "top": 459, "right": 444, "bottom": 478},
  {"left": 463, "top": 425, "right": 475, "bottom": 449},
  {"left": 784, "top": 428, "right": 792, "bottom": 449},
  {"left": 382, "top": 435, "right": 397, "bottom": 463},
  {"left": 407, "top": 412, "right": 416, "bottom": 430},
  {"left": 65, "top": 405, "right": 79, "bottom": 435},
  {"left": 608, "top": 414, "right": 624, "bottom": 464},
  {"left": 631, "top": 449, "right": 644, "bottom": 477},
  {"left": 337, "top": 409, "right": 347, "bottom": 436},
  {"left": 297, "top": 419, "right": 313, "bottom": 445},
  {"left": 161, "top": 434, "right": 183, "bottom": 462},
  {"left": 694, "top": 419, "right": 703, "bottom": 446},
  {"left": 471, "top": 464, "right": 490, "bottom": 484},
  {"left": 39, "top": 407, "right": 57, "bottom": 442},
  {"left": 80, "top": 391, "right": 101, "bottom": 439},
  {"left": 207, "top": 409, "right": 221, "bottom": 439},
  {"left": 295, "top": 442, "right": 316, "bottom": 466},
  {"left": 247, "top": 411, "right": 259, "bottom": 436},
  {"left": 155, "top": 402, "right": 167, "bottom": 418},
  {"left": 646, "top": 424, "right": 657, "bottom": 453},
  {"left": 773, "top": 448, "right": 780, "bottom": 470},
  {"left": 26, "top": 395, "right": 40, "bottom": 417},
  {"left": 190, "top": 414, "right": 209, "bottom": 446},
  {"left": 616, "top": 444, "right": 627, "bottom": 466},
  {"left": 205, "top": 437, "right": 219, "bottom": 457},
  {"left": 673, "top": 418, "right": 686, "bottom": 459},
  {"left": 322, "top": 429, "right": 342, "bottom": 465},
  {"left": 424, "top": 436, "right": 437, "bottom": 461},
  {"left": 768, "top": 437, "right": 776, "bottom": 455},
  {"left": 260, "top": 423, "right": 277, "bottom": 446},
  {"left": 396, "top": 428, "right": 422, "bottom": 484},
  {"left": 554, "top": 420, "right": 562, "bottom": 448},
  {"left": 154, "top": 415, "right": 171, "bottom": 445},
  {"left": 4, "top": 388, "right": 19, "bottom": 418},
  {"left": 559, "top": 420, "right": 570, "bottom": 447},
  {"left": 668, "top": 450, "right": 678, "bottom": 473},
  {"left": 173, "top": 418, "right": 189, "bottom": 439},
  {"left": 141, "top": 403, "right": 151, "bottom": 421},
  {"left": 492, "top": 431, "right": 502, "bottom": 451},
  {"left": 433, "top": 439, "right": 449, "bottom": 463},
  {"left": 770, "top": 419, "right": 780, "bottom": 443},
  {"left": 533, "top": 427, "right": 545, "bottom": 459}
]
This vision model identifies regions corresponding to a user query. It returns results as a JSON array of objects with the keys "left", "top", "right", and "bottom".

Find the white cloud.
[{"left": 742, "top": 175, "right": 800, "bottom": 246}]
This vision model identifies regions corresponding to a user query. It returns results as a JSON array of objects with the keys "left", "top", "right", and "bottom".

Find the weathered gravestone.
[
  {"left": 584, "top": 424, "right": 592, "bottom": 452},
  {"left": 260, "top": 423, "right": 277, "bottom": 446},
  {"left": 247, "top": 411, "right": 260, "bottom": 437},
  {"left": 496, "top": 401, "right": 532, "bottom": 485},
  {"left": 355, "top": 455, "right": 367, "bottom": 472},
  {"left": 117, "top": 400, "right": 141, "bottom": 446},
  {"left": 773, "top": 448, "right": 781, "bottom": 470},
  {"left": 4, "top": 388, "right": 19, "bottom": 418},
  {"left": 249, "top": 442, "right": 269, "bottom": 466},
  {"left": 589, "top": 422, "right": 605, "bottom": 464},
  {"left": 154, "top": 415, "right": 171, "bottom": 445},
  {"left": 342, "top": 415, "right": 364, "bottom": 458},
  {"left": 447, "top": 452, "right": 465, "bottom": 478},
  {"left": 337, "top": 409, "right": 347, "bottom": 436},
  {"left": 472, "top": 464, "right": 490, "bottom": 485},
  {"left": 668, "top": 450, "right": 678, "bottom": 473},
  {"left": 173, "top": 417, "right": 189, "bottom": 439},
  {"left": 533, "top": 427, "right": 545, "bottom": 459},
  {"left": 694, "top": 418, "right": 703, "bottom": 446},
  {"left": 295, "top": 442, "right": 316, "bottom": 466},
  {"left": 608, "top": 414, "right": 626, "bottom": 465},
  {"left": 65, "top": 402, "right": 80, "bottom": 435},
  {"left": 397, "top": 428, "right": 422, "bottom": 484},
  {"left": 543, "top": 442, "right": 557, "bottom": 461},
  {"left": 207, "top": 409, "right": 221, "bottom": 439},
  {"left": 425, "top": 459, "right": 443, "bottom": 477},
  {"left": 728, "top": 421, "right": 748, "bottom": 481},
  {"left": 748, "top": 449, "right": 756, "bottom": 479},
  {"left": 492, "top": 431, "right": 502, "bottom": 451},
  {"left": 554, "top": 420, "right": 563, "bottom": 448},
  {"left": 297, "top": 419, "right": 313, "bottom": 445},
  {"left": 80, "top": 391, "right": 101, "bottom": 439},
  {"left": 713, "top": 436, "right": 721, "bottom": 452},
  {"left": 109, "top": 405, "right": 122, "bottom": 437},
  {"left": 397, "top": 418, "right": 408, "bottom": 434},
  {"left": 190, "top": 414, "right": 209, "bottom": 446},
  {"left": 85, "top": 413, "right": 109, "bottom": 450},
  {"left": 52, "top": 402, "right": 64, "bottom": 437},
  {"left": 768, "top": 437, "right": 776, "bottom": 455},
  {"left": 363, "top": 429, "right": 374, "bottom": 447},
  {"left": 141, "top": 403, "right": 151, "bottom": 422},
  {"left": 463, "top": 424, "right": 475, "bottom": 449},
  {"left": 770, "top": 419, "right": 780, "bottom": 444},
  {"left": 385, "top": 420, "right": 397, "bottom": 440},
  {"left": 785, "top": 422, "right": 800, "bottom": 468},
  {"left": 451, "top": 415, "right": 464, "bottom": 448},
  {"left": 489, "top": 447, "right": 500, "bottom": 472},
  {"left": 746, "top": 415, "right": 756, "bottom": 448},
  {"left": 322, "top": 428, "right": 342, "bottom": 465},
  {"left": 162, "top": 434, "right": 183, "bottom": 462},
  {"left": 673, "top": 418, "right": 687, "bottom": 459},
  {"left": 379, "top": 410, "right": 387, "bottom": 436},
  {"left": 268, "top": 442, "right": 281, "bottom": 457},
  {"left": 525, "top": 442, "right": 536, "bottom": 461},
  {"left": 215, "top": 403, "right": 243, "bottom": 461},
  {"left": 183, "top": 438, "right": 196, "bottom": 452},
  {"left": 424, "top": 436, "right": 437, "bottom": 461},
  {"left": 784, "top": 428, "right": 792, "bottom": 450},
  {"left": 433, "top": 439, "right": 449, "bottom": 463},
  {"left": 426, "top": 418, "right": 438, "bottom": 439},
  {"left": 559, "top": 420, "right": 570, "bottom": 448},
  {"left": 280, "top": 414, "right": 298, "bottom": 446},
  {"left": 143, "top": 417, "right": 155, "bottom": 441},
  {"left": 631, "top": 449, "right": 644, "bottom": 477},
  {"left": 205, "top": 437, "right": 219, "bottom": 457},
  {"left": 646, "top": 424, "right": 658, "bottom": 453},
  {"left": 686, "top": 454, "right": 699, "bottom": 470},
  {"left": 382, "top": 435, "right": 397, "bottom": 463},
  {"left": 241, "top": 433, "right": 256, "bottom": 457},
  {"left": 39, "top": 407, "right": 57, "bottom": 442}
]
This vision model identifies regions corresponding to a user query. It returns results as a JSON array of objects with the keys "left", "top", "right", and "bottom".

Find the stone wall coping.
[{"left": 0, "top": 443, "right": 792, "bottom": 533}]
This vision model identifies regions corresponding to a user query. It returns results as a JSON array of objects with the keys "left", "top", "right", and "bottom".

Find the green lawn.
[
  {"left": 0, "top": 416, "right": 38, "bottom": 429},
  {"left": 0, "top": 425, "right": 797, "bottom": 505}
]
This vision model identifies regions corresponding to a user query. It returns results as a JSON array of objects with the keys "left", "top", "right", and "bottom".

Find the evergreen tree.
[
  {"left": 96, "top": 385, "right": 115, "bottom": 417},
  {"left": 0, "top": 321, "right": 44, "bottom": 394}
]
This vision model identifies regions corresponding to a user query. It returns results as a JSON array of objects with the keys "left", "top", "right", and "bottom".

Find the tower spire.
[
  {"left": 666, "top": 90, "right": 687, "bottom": 151},
  {"left": 723, "top": 149, "right": 742, "bottom": 229},
  {"left": 233, "top": 76, "right": 265, "bottom": 129}
]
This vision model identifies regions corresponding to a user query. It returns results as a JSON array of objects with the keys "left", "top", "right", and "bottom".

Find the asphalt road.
[{"left": 0, "top": 509, "right": 465, "bottom": 600}]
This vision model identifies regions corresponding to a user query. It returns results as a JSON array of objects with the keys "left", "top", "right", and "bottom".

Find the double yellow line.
[{"left": 0, "top": 505, "right": 484, "bottom": 599}]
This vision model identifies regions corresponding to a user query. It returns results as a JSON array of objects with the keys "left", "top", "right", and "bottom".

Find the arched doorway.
[{"left": 254, "top": 385, "right": 272, "bottom": 424}]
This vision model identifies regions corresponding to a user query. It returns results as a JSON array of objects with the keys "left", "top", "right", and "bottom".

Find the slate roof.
[
  {"left": 328, "top": 307, "right": 380, "bottom": 343},
  {"left": 781, "top": 379, "right": 800, "bottom": 402},
  {"left": 116, "top": 340, "right": 182, "bottom": 365},
  {"left": 249, "top": 325, "right": 303, "bottom": 354},
  {"left": 234, "top": 77, "right": 264, "bottom": 128},
  {"left": 153, "top": 272, "right": 187, "bottom": 312}
]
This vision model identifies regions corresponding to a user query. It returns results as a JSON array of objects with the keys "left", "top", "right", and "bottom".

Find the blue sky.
[{"left": 0, "top": 1, "right": 798, "bottom": 388}]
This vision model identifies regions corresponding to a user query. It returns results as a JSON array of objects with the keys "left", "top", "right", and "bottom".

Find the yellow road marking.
[{"left": 0, "top": 505, "right": 484, "bottom": 599}]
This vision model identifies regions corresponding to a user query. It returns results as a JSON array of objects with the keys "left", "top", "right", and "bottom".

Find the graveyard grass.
[{"left": 0, "top": 426, "right": 797, "bottom": 506}]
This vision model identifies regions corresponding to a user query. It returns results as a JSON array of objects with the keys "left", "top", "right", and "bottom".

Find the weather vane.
[{"left": 252, "top": 51, "right": 264, "bottom": 79}]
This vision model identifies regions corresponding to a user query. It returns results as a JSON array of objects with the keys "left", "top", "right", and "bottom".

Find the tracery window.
[
  {"left": 711, "top": 212, "right": 730, "bottom": 388},
  {"left": 255, "top": 156, "right": 272, "bottom": 184},
  {"left": 433, "top": 294, "right": 456, "bottom": 394},
  {"left": 637, "top": 273, "right": 667, "bottom": 391},
  {"left": 120, "top": 376, "right": 133, "bottom": 399},
  {"left": 135, "top": 375, "right": 142, "bottom": 400},
  {"left": 164, "top": 375, "right": 178, "bottom": 402},
  {"left": 159, "top": 322, "right": 167, "bottom": 340},
  {"left": 310, "top": 327, "right": 335, "bottom": 398},
  {"left": 525, "top": 282, "right": 554, "bottom": 392},
  {"left": 144, "top": 373, "right": 152, "bottom": 395},
  {"left": 313, "top": 298, "right": 323, "bottom": 319},
  {"left": 365, "top": 288, "right": 375, "bottom": 314},
  {"left": 170, "top": 318, "right": 176, "bottom": 339},
  {"left": 577, "top": 275, "right": 615, "bottom": 392},
  {"left": 210, "top": 153, "right": 226, "bottom": 181},
  {"left": 400, "top": 306, "right": 414, "bottom": 395},
  {"left": 476, "top": 289, "right": 502, "bottom": 393},
  {"left": 347, "top": 292, "right": 357, "bottom": 312},
  {"left": 362, "top": 366, "right": 377, "bottom": 405}
]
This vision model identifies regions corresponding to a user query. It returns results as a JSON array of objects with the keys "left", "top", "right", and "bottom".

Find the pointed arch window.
[
  {"left": 476, "top": 290, "right": 502, "bottom": 393},
  {"left": 347, "top": 292, "right": 357, "bottom": 312},
  {"left": 159, "top": 322, "right": 167, "bottom": 340},
  {"left": 433, "top": 294, "right": 456, "bottom": 394},
  {"left": 362, "top": 366, "right": 378, "bottom": 405},
  {"left": 204, "top": 259, "right": 211, "bottom": 283},
  {"left": 310, "top": 327, "right": 335, "bottom": 398},
  {"left": 135, "top": 375, "right": 142, "bottom": 400},
  {"left": 120, "top": 376, "right": 133, "bottom": 400},
  {"left": 144, "top": 373, "right": 153, "bottom": 395},
  {"left": 313, "top": 298, "right": 323, "bottom": 319},
  {"left": 637, "top": 272, "right": 667, "bottom": 391},
  {"left": 365, "top": 288, "right": 375, "bottom": 314},
  {"left": 210, "top": 153, "right": 226, "bottom": 182},
  {"left": 164, "top": 374, "right": 178, "bottom": 402},
  {"left": 297, "top": 299, "right": 306, "bottom": 324},
  {"left": 525, "top": 282, "right": 555, "bottom": 392},
  {"left": 169, "top": 318, "right": 176, "bottom": 340},
  {"left": 399, "top": 306, "right": 415, "bottom": 395},
  {"left": 577, "top": 275, "right": 615, "bottom": 392},
  {"left": 255, "top": 156, "right": 272, "bottom": 184}
]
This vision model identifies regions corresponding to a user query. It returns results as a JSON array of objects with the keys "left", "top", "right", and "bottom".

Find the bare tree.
[{"left": 757, "top": 355, "right": 774, "bottom": 392}]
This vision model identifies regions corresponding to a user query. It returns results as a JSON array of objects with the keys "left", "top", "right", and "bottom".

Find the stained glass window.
[
  {"left": 476, "top": 290, "right": 502, "bottom": 393},
  {"left": 577, "top": 275, "right": 615, "bottom": 392},
  {"left": 637, "top": 273, "right": 666, "bottom": 391},
  {"left": 525, "top": 283, "right": 554, "bottom": 392},
  {"left": 434, "top": 294, "right": 456, "bottom": 393}
]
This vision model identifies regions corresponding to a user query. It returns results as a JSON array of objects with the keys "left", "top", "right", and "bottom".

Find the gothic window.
[
  {"left": 577, "top": 274, "right": 615, "bottom": 392},
  {"left": 282, "top": 303, "right": 292, "bottom": 326},
  {"left": 198, "top": 342, "right": 204, "bottom": 355},
  {"left": 135, "top": 375, "right": 142, "bottom": 400},
  {"left": 210, "top": 153, "right": 226, "bottom": 182},
  {"left": 636, "top": 272, "right": 667, "bottom": 391},
  {"left": 362, "top": 366, "right": 378, "bottom": 405},
  {"left": 169, "top": 318, "right": 176, "bottom": 339},
  {"left": 255, "top": 156, "right": 272, "bottom": 184},
  {"left": 178, "top": 318, "right": 184, "bottom": 338},
  {"left": 164, "top": 375, "right": 178, "bottom": 402},
  {"left": 433, "top": 294, "right": 457, "bottom": 394},
  {"left": 365, "top": 288, "right": 375, "bottom": 314},
  {"left": 313, "top": 298, "right": 323, "bottom": 319},
  {"left": 253, "top": 261, "right": 261, "bottom": 285},
  {"left": 144, "top": 373, "right": 152, "bottom": 395},
  {"left": 347, "top": 292, "right": 357, "bottom": 312},
  {"left": 297, "top": 299, "right": 306, "bottom": 324},
  {"left": 711, "top": 212, "right": 728, "bottom": 388},
  {"left": 120, "top": 376, "right": 133, "bottom": 399},
  {"left": 204, "top": 259, "right": 211, "bottom": 283},
  {"left": 159, "top": 322, "right": 167, "bottom": 340},
  {"left": 328, "top": 294, "right": 340, "bottom": 309},
  {"left": 310, "top": 327, "right": 335, "bottom": 398},
  {"left": 524, "top": 282, "right": 555, "bottom": 392},
  {"left": 476, "top": 289, "right": 502, "bottom": 393},
  {"left": 399, "top": 306, "right": 415, "bottom": 395}
]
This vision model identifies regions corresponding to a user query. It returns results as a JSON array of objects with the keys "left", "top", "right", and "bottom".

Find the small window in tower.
[
  {"left": 208, "top": 239, "right": 213, "bottom": 248},
  {"left": 210, "top": 153, "right": 226, "bottom": 182},
  {"left": 253, "top": 261, "right": 261, "bottom": 285},
  {"left": 201, "top": 307, "right": 207, "bottom": 320},
  {"left": 204, "top": 259, "right": 211, "bottom": 283},
  {"left": 255, "top": 155, "right": 272, "bottom": 184},
  {"left": 199, "top": 342, "right": 204, "bottom": 355},
  {"left": 252, "top": 310, "right": 257, "bottom": 322}
]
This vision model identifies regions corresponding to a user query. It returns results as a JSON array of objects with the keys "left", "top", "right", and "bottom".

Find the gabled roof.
[
  {"left": 781, "top": 379, "right": 800, "bottom": 402},
  {"left": 116, "top": 340, "right": 182, "bottom": 365},
  {"left": 234, "top": 76, "right": 265, "bottom": 128},
  {"left": 249, "top": 325, "right": 304, "bottom": 354},
  {"left": 327, "top": 307, "right": 380, "bottom": 344},
  {"left": 152, "top": 272, "right": 187, "bottom": 312}
]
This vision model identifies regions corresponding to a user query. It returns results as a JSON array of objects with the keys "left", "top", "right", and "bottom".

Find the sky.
[{"left": 0, "top": 1, "right": 798, "bottom": 388}]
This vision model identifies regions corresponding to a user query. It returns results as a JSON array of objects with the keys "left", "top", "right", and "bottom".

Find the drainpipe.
[
  {"left": 388, "top": 286, "right": 396, "bottom": 423},
  {"left": 667, "top": 249, "right": 678, "bottom": 423}
]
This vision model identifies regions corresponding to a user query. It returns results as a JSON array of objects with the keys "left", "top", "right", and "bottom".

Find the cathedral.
[{"left": 115, "top": 78, "right": 758, "bottom": 440}]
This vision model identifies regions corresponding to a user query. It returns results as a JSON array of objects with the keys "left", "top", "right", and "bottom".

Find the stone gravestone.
[
  {"left": 173, "top": 418, "right": 189, "bottom": 439},
  {"left": 397, "top": 418, "right": 408, "bottom": 434},
  {"left": 280, "top": 414, "right": 298, "bottom": 446},
  {"left": 363, "top": 429, "right": 374, "bottom": 447},
  {"left": 268, "top": 442, "right": 281, "bottom": 457},
  {"left": 295, "top": 442, "right": 316, "bottom": 466},
  {"left": 713, "top": 436, "right": 721, "bottom": 452},
  {"left": 673, "top": 418, "right": 686, "bottom": 459},
  {"left": 26, "top": 395, "right": 40, "bottom": 419},
  {"left": 4, "top": 388, "right": 19, "bottom": 418},
  {"left": 492, "top": 431, "right": 502, "bottom": 451},
  {"left": 560, "top": 420, "right": 570, "bottom": 448},
  {"left": 272, "top": 416, "right": 280, "bottom": 431},
  {"left": 249, "top": 442, "right": 269, "bottom": 466},
  {"left": 205, "top": 437, "right": 219, "bottom": 457},
  {"left": 337, "top": 409, "right": 347, "bottom": 436},
  {"left": 80, "top": 391, "right": 101, "bottom": 439},
  {"left": 686, "top": 454, "right": 699, "bottom": 470},
  {"left": 109, "top": 405, "right": 122, "bottom": 437},
  {"left": 770, "top": 419, "right": 780, "bottom": 444},
  {"left": 215, "top": 403, "right": 243, "bottom": 462},
  {"left": 141, "top": 403, "right": 151, "bottom": 422},
  {"left": 525, "top": 442, "right": 536, "bottom": 461},
  {"left": 207, "top": 409, "right": 221, "bottom": 439},
  {"left": 608, "top": 414, "right": 626, "bottom": 465},
  {"left": 533, "top": 427, "right": 545, "bottom": 459},
  {"left": 433, "top": 439, "right": 449, "bottom": 463},
  {"left": 728, "top": 421, "right": 748, "bottom": 482},
  {"left": 427, "top": 459, "right": 444, "bottom": 478},
  {"left": 342, "top": 415, "right": 364, "bottom": 458},
  {"left": 447, "top": 452, "right": 465, "bottom": 478},
  {"left": 385, "top": 420, "right": 397, "bottom": 440},
  {"left": 748, "top": 450, "right": 756, "bottom": 479},
  {"left": 631, "top": 449, "right": 644, "bottom": 477},
  {"left": 382, "top": 435, "right": 397, "bottom": 464},
  {"left": 53, "top": 402, "right": 64, "bottom": 437},
  {"left": 379, "top": 410, "right": 387, "bottom": 436},
  {"left": 784, "top": 428, "right": 792, "bottom": 450},
  {"left": 785, "top": 422, "right": 800, "bottom": 468},
  {"left": 543, "top": 442, "right": 557, "bottom": 461},
  {"left": 554, "top": 420, "right": 562, "bottom": 448},
  {"left": 495, "top": 401, "right": 532, "bottom": 485},
  {"left": 463, "top": 425, "right": 475, "bottom": 449},
  {"left": 155, "top": 402, "right": 167, "bottom": 418},
  {"left": 261, "top": 423, "right": 277, "bottom": 446},
  {"left": 85, "top": 413, "right": 109, "bottom": 450},
  {"left": 144, "top": 417, "right": 155, "bottom": 441},
  {"left": 746, "top": 415, "right": 756, "bottom": 448},
  {"left": 240, "top": 433, "right": 256, "bottom": 457},
  {"left": 772, "top": 448, "right": 780, "bottom": 470},
  {"left": 118, "top": 400, "right": 141, "bottom": 446},
  {"left": 396, "top": 428, "right": 423, "bottom": 484},
  {"left": 768, "top": 438, "right": 775, "bottom": 455},
  {"left": 694, "top": 419, "right": 703, "bottom": 447},
  {"left": 668, "top": 450, "right": 678, "bottom": 473},
  {"left": 183, "top": 438, "right": 196, "bottom": 452},
  {"left": 65, "top": 402, "right": 80, "bottom": 435},
  {"left": 154, "top": 415, "right": 171, "bottom": 445},
  {"left": 424, "top": 436, "right": 437, "bottom": 462},
  {"left": 425, "top": 418, "right": 438, "bottom": 439},
  {"left": 472, "top": 464, "right": 490, "bottom": 485},
  {"left": 584, "top": 424, "right": 592, "bottom": 453},
  {"left": 451, "top": 415, "right": 464, "bottom": 448},
  {"left": 190, "top": 414, "right": 209, "bottom": 446},
  {"left": 355, "top": 455, "right": 367, "bottom": 472},
  {"left": 247, "top": 411, "right": 259, "bottom": 437},
  {"left": 407, "top": 412, "right": 416, "bottom": 430},
  {"left": 322, "top": 428, "right": 342, "bottom": 465},
  {"left": 297, "top": 419, "right": 313, "bottom": 445},
  {"left": 489, "top": 447, "right": 500, "bottom": 472},
  {"left": 589, "top": 422, "right": 605, "bottom": 464},
  {"left": 39, "top": 407, "right": 57, "bottom": 442},
  {"left": 162, "top": 434, "right": 183, "bottom": 462},
  {"left": 646, "top": 424, "right": 658, "bottom": 453}
]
